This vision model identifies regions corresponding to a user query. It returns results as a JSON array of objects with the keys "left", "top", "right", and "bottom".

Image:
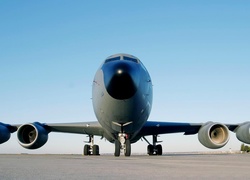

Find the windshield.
[
  {"left": 105, "top": 56, "right": 121, "bottom": 63},
  {"left": 123, "top": 56, "right": 139, "bottom": 63}
]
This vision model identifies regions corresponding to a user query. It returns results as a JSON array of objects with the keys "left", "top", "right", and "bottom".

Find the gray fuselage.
[{"left": 92, "top": 54, "right": 153, "bottom": 143}]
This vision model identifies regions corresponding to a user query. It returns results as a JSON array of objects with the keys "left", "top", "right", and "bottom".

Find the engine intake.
[
  {"left": 235, "top": 122, "right": 250, "bottom": 144},
  {"left": 17, "top": 122, "right": 48, "bottom": 149},
  {"left": 198, "top": 122, "right": 229, "bottom": 149}
]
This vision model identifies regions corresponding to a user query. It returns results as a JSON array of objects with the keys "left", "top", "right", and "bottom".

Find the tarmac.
[{"left": 0, "top": 153, "right": 250, "bottom": 179}]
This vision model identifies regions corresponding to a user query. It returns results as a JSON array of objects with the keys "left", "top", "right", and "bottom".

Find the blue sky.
[{"left": 0, "top": 1, "right": 249, "bottom": 154}]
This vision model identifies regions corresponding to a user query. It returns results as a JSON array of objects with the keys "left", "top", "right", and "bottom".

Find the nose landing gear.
[{"left": 114, "top": 133, "right": 131, "bottom": 157}]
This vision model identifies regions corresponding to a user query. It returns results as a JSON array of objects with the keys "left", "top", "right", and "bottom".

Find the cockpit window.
[
  {"left": 105, "top": 56, "right": 121, "bottom": 63},
  {"left": 104, "top": 54, "right": 140, "bottom": 64},
  {"left": 123, "top": 56, "right": 138, "bottom": 63}
]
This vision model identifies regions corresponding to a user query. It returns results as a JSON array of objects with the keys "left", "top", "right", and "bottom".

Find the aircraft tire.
[
  {"left": 157, "top": 144, "right": 162, "bottom": 155},
  {"left": 114, "top": 140, "right": 120, "bottom": 157},
  {"left": 147, "top": 145, "right": 154, "bottom": 155},
  {"left": 83, "top": 145, "right": 90, "bottom": 156},
  {"left": 124, "top": 140, "right": 131, "bottom": 157},
  {"left": 93, "top": 145, "right": 99, "bottom": 155}
]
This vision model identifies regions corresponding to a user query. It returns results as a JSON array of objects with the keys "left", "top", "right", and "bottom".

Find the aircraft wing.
[
  {"left": 138, "top": 121, "right": 239, "bottom": 136},
  {"left": 0, "top": 120, "right": 244, "bottom": 152},
  {"left": 44, "top": 121, "right": 104, "bottom": 136},
  {"left": 136, "top": 121, "right": 248, "bottom": 151},
  {"left": 0, "top": 121, "right": 105, "bottom": 147},
  {"left": 1, "top": 121, "right": 104, "bottom": 136}
]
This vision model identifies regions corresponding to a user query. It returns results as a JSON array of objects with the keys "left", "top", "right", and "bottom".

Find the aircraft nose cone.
[{"left": 103, "top": 61, "right": 139, "bottom": 100}]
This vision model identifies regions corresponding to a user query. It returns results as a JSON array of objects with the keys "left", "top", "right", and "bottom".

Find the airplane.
[{"left": 1, "top": 53, "right": 250, "bottom": 157}]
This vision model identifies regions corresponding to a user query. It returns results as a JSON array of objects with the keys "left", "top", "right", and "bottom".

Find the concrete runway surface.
[{"left": 0, "top": 153, "right": 250, "bottom": 179}]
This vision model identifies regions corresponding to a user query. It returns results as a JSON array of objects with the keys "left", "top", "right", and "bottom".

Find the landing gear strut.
[
  {"left": 114, "top": 133, "right": 131, "bottom": 157},
  {"left": 83, "top": 135, "right": 100, "bottom": 156},
  {"left": 143, "top": 135, "right": 163, "bottom": 155}
]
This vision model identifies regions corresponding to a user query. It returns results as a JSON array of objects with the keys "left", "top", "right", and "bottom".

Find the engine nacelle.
[
  {"left": 235, "top": 122, "right": 250, "bottom": 144},
  {"left": 17, "top": 122, "right": 48, "bottom": 149},
  {"left": 198, "top": 122, "right": 229, "bottom": 149},
  {"left": 0, "top": 123, "right": 11, "bottom": 144}
]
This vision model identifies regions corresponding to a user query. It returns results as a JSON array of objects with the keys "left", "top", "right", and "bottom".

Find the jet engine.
[
  {"left": 0, "top": 123, "right": 11, "bottom": 144},
  {"left": 235, "top": 122, "right": 250, "bottom": 144},
  {"left": 198, "top": 122, "right": 229, "bottom": 149},
  {"left": 17, "top": 122, "right": 48, "bottom": 149}
]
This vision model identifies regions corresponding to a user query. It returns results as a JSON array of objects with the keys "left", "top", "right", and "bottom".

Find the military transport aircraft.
[{"left": 0, "top": 53, "right": 250, "bottom": 156}]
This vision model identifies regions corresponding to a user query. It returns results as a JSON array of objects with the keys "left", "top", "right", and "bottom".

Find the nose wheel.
[
  {"left": 124, "top": 139, "right": 131, "bottom": 156},
  {"left": 114, "top": 140, "right": 121, "bottom": 157},
  {"left": 114, "top": 133, "right": 131, "bottom": 157}
]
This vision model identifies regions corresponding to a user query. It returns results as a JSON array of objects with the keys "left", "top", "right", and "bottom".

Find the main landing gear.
[
  {"left": 143, "top": 135, "right": 163, "bottom": 155},
  {"left": 83, "top": 135, "right": 100, "bottom": 156},
  {"left": 114, "top": 133, "right": 131, "bottom": 157}
]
